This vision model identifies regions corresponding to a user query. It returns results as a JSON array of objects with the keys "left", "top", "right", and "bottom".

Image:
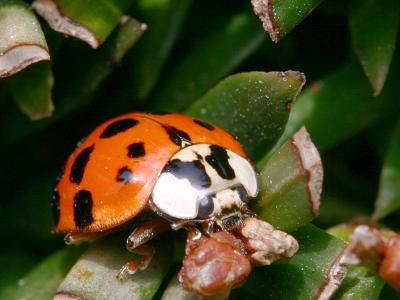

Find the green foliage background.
[{"left": 0, "top": 0, "right": 400, "bottom": 299}]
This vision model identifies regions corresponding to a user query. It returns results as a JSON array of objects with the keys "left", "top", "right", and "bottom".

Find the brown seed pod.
[
  {"left": 179, "top": 231, "right": 251, "bottom": 299},
  {"left": 379, "top": 235, "right": 400, "bottom": 291}
]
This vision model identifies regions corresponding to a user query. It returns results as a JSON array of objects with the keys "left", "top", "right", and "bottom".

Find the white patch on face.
[{"left": 151, "top": 144, "right": 258, "bottom": 220}]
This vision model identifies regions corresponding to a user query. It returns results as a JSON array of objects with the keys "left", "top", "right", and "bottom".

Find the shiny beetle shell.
[{"left": 53, "top": 112, "right": 249, "bottom": 233}]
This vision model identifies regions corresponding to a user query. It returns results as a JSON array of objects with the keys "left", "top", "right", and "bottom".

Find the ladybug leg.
[
  {"left": 116, "top": 244, "right": 155, "bottom": 280},
  {"left": 64, "top": 231, "right": 110, "bottom": 245},
  {"left": 116, "top": 219, "right": 169, "bottom": 280},
  {"left": 126, "top": 218, "right": 170, "bottom": 250}
]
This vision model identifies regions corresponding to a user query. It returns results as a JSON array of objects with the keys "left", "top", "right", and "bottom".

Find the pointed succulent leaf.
[
  {"left": 127, "top": 0, "right": 192, "bottom": 100},
  {"left": 0, "top": 0, "right": 49, "bottom": 78},
  {"left": 328, "top": 224, "right": 385, "bottom": 300},
  {"left": 373, "top": 120, "right": 400, "bottom": 220},
  {"left": 349, "top": 0, "right": 399, "bottom": 96},
  {"left": 255, "top": 127, "right": 323, "bottom": 232},
  {"left": 272, "top": 58, "right": 400, "bottom": 153},
  {"left": 151, "top": 11, "right": 266, "bottom": 112},
  {"left": 251, "top": 0, "right": 323, "bottom": 42},
  {"left": 10, "top": 62, "right": 54, "bottom": 120},
  {"left": 1, "top": 17, "right": 146, "bottom": 143},
  {"left": 0, "top": 246, "right": 86, "bottom": 300},
  {"left": 332, "top": 266, "right": 384, "bottom": 300},
  {"left": 32, "top": 0, "right": 134, "bottom": 48},
  {"left": 55, "top": 234, "right": 172, "bottom": 300},
  {"left": 187, "top": 71, "right": 305, "bottom": 161},
  {"left": 231, "top": 224, "right": 347, "bottom": 300}
]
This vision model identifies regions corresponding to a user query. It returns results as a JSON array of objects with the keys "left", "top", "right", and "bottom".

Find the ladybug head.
[{"left": 151, "top": 144, "right": 258, "bottom": 225}]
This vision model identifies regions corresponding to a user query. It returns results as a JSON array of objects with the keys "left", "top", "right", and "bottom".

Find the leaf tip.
[
  {"left": 32, "top": 0, "right": 100, "bottom": 48},
  {"left": 251, "top": 0, "right": 281, "bottom": 42},
  {"left": 315, "top": 248, "right": 348, "bottom": 300},
  {"left": 292, "top": 127, "right": 323, "bottom": 216},
  {"left": 0, "top": 45, "right": 50, "bottom": 78}
]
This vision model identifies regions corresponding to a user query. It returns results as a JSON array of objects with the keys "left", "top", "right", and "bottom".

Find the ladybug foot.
[{"left": 116, "top": 244, "right": 155, "bottom": 281}]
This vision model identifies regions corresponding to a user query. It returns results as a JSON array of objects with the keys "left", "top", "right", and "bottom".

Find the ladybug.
[{"left": 53, "top": 112, "right": 298, "bottom": 296}]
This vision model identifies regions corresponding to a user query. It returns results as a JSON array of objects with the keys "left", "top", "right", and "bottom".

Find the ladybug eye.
[
  {"left": 197, "top": 195, "right": 214, "bottom": 219},
  {"left": 236, "top": 185, "right": 249, "bottom": 202}
]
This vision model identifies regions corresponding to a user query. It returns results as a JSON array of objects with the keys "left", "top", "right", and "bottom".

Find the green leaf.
[
  {"left": 251, "top": 0, "right": 323, "bottom": 42},
  {"left": 373, "top": 120, "right": 400, "bottom": 220},
  {"left": 127, "top": 0, "right": 192, "bottom": 100},
  {"left": 0, "top": 246, "right": 86, "bottom": 300},
  {"left": 255, "top": 127, "right": 322, "bottom": 232},
  {"left": 349, "top": 0, "right": 399, "bottom": 96},
  {"left": 32, "top": 0, "right": 133, "bottom": 48},
  {"left": 55, "top": 234, "right": 172, "bottom": 300},
  {"left": 10, "top": 62, "right": 54, "bottom": 120},
  {"left": 328, "top": 224, "right": 385, "bottom": 300},
  {"left": 0, "top": 249, "right": 37, "bottom": 291},
  {"left": 333, "top": 266, "right": 384, "bottom": 300},
  {"left": 272, "top": 58, "right": 400, "bottom": 153},
  {"left": 151, "top": 11, "right": 266, "bottom": 112},
  {"left": 0, "top": 0, "right": 49, "bottom": 77},
  {"left": 1, "top": 17, "right": 145, "bottom": 144},
  {"left": 231, "top": 224, "right": 347, "bottom": 300},
  {"left": 187, "top": 71, "right": 305, "bottom": 161}
]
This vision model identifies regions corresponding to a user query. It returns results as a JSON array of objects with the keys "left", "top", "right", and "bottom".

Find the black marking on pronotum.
[
  {"left": 70, "top": 144, "right": 95, "bottom": 184},
  {"left": 117, "top": 166, "right": 134, "bottom": 183},
  {"left": 127, "top": 142, "right": 145, "bottom": 158},
  {"left": 100, "top": 118, "right": 139, "bottom": 138},
  {"left": 51, "top": 190, "right": 60, "bottom": 226},
  {"left": 74, "top": 190, "right": 94, "bottom": 228},
  {"left": 205, "top": 145, "right": 235, "bottom": 180},
  {"left": 163, "top": 159, "right": 211, "bottom": 189},
  {"left": 162, "top": 125, "right": 191, "bottom": 146},
  {"left": 194, "top": 119, "right": 214, "bottom": 131},
  {"left": 197, "top": 195, "right": 214, "bottom": 219}
]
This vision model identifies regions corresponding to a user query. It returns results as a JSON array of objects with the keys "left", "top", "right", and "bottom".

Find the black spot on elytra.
[
  {"left": 100, "top": 118, "right": 139, "bottom": 138},
  {"left": 162, "top": 125, "right": 191, "bottom": 146},
  {"left": 51, "top": 190, "right": 60, "bottom": 226},
  {"left": 117, "top": 166, "right": 134, "bottom": 183},
  {"left": 127, "top": 142, "right": 145, "bottom": 158},
  {"left": 70, "top": 144, "right": 94, "bottom": 184},
  {"left": 194, "top": 119, "right": 214, "bottom": 131},
  {"left": 205, "top": 145, "right": 235, "bottom": 180},
  {"left": 163, "top": 159, "right": 211, "bottom": 189},
  {"left": 74, "top": 190, "right": 94, "bottom": 228}
]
